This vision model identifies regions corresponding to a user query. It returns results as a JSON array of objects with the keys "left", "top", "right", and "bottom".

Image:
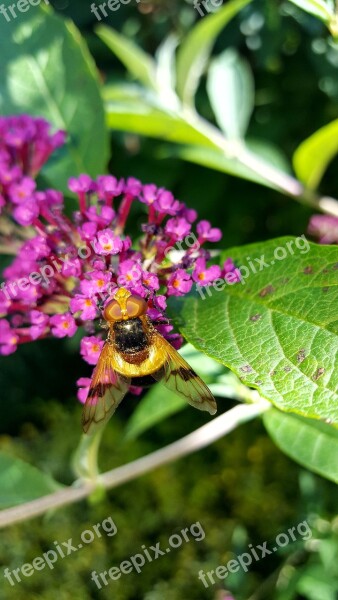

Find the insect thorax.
[{"left": 113, "top": 317, "right": 149, "bottom": 354}]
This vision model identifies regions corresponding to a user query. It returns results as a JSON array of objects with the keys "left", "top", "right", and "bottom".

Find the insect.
[{"left": 82, "top": 287, "right": 217, "bottom": 434}]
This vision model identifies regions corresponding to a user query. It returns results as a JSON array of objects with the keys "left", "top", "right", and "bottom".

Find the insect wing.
[
  {"left": 82, "top": 343, "right": 130, "bottom": 434},
  {"left": 152, "top": 334, "right": 217, "bottom": 415}
]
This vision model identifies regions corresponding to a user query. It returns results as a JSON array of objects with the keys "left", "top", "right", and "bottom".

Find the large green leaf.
[
  {"left": 0, "top": 452, "right": 63, "bottom": 509},
  {"left": 168, "top": 237, "right": 338, "bottom": 422},
  {"left": 207, "top": 48, "right": 254, "bottom": 139},
  {"left": 176, "top": 0, "right": 251, "bottom": 105},
  {"left": 293, "top": 119, "right": 338, "bottom": 190},
  {"left": 264, "top": 409, "right": 338, "bottom": 484},
  {"left": 0, "top": 6, "right": 109, "bottom": 192},
  {"left": 96, "top": 25, "right": 157, "bottom": 91}
]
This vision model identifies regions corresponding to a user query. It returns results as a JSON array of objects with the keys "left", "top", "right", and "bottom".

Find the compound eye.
[
  {"left": 103, "top": 300, "right": 122, "bottom": 322},
  {"left": 126, "top": 295, "right": 147, "bottom": 318}
]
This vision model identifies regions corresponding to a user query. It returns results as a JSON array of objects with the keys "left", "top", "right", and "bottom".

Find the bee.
[{"left": 82, "top": 287, "right": 217, "bottom": 434}]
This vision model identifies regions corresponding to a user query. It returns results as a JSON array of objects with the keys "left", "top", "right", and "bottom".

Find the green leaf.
[
  {"left": 207, "top": 48, "right": 254, "bottom": 139},
  {"left": 287, "top": 0, "right": 333, "bottom": 24},
  {"left": 0, "top": 452, "right": 63, "bottom": 509},
  {"left": 176, "top": 0, "right": 251, "bottom": 105},
  {"left": 293, "top": 119, "right": 338, "bottom": 190},
  {"left": 105, "top": 104, "right": 215, "bottom": 147},
  {"left": 125, "top": 345, "right": 223, "bottom": 439},
  {"left": 168, "top": 237, "right": 338, "bottom": 423},
  {"left": 103, "top": 83, "right": 155, "bottom": 105},
  {"left": 0, "top": 6, "right": 109, "bottom": 192},
  {"left": 178, "top": 344, "right": 224, "bottom": 378},
  {"left": 96, "top": 25, "right": 157, "bottom": 90},
  {"left": 288, "top": 0, "right": 338, "bottom": 36},
  {"left": 296, "top": 566, "right": 338, "bottom": 600},
  {"left": 125, "top": 386, "right": 186, "bottom": 441},
  {"left": 155, "top": 34, "right": 180, "bottom": 110},
  {"left": 264, "top": 409, "right": 338, "bottom": 484},
  {"left": 103, "top": 84, "right": 290, "bottom": 191}
]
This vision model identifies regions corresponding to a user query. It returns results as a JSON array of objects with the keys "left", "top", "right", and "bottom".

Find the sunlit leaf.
[
  {"left": 155, "top": 34, "right": 180, "bottom": 110},
  {"left": 293, "top": 119, "right": 338, "bottom": 190},
  {"left": 288, "top": 0, "right": 333, "bottom": 24},
  {"left": 96, "top": 25, "right": 157, "bottom": 90},
  {"left": 105, "top": 104, "right": 215, "bottom": 146},
  {"left": 288, "top": 0, "right": 338, "bottom": 36},
  {"left": 176, "top": 0, "right": 251, "bottom": 105},
  {"left": 207, "top": 48, "right": 254, "bottom": 139}
]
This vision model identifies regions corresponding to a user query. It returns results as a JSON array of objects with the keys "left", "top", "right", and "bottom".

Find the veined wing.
[
  {"left": 151, "top": 333, "right": 217, "bottom": 415},
  {"left": 82, "top": 343, "right": 130, "bottom": 434}
]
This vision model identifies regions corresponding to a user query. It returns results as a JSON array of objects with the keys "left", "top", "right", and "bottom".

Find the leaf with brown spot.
[
  {"left": 240, "top": 365, "right": 253, "bottom": 373},
  {"left": 297, "top": 349, "right": 306, "bottom": 363},
  {"left": 250, "top": 314, "right": 261, "bottom": 322},
  {"left": 313, "top": 367, "right": 325, "bottom": 381},
  {"left": 259, "top": 285, "right": 275, "bottom": 297},
  {"left": 169, "top": 237, "right": 338, "bottom": 423}
]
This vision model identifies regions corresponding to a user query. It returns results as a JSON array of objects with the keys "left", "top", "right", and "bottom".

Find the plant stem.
[
  {"left": 0, "top": 400, "right": 270, "bottom": 529},
  {"left": 72, "top": 429, "right": 104, "bottom": 481},
  {"left": 184, "top": 108, "right": 338, "bottom": 218}
]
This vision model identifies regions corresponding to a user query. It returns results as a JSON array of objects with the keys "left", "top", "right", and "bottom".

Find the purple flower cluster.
[
  {"left": 0, "top": 115, "right": 239, "bottom": 402},
  {"left": 0, "top": 115, "right": 65, "bottom": 227}
]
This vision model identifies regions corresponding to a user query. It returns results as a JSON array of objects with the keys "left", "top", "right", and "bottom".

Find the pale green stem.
[
  {"left": 0, "top": 400, "right": 270, "bottom": 529},
  {"left": 72, "top": 429, "right": 104, "bottom": 482}
]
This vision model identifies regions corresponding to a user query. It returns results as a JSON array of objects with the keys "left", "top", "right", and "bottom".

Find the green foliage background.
[{"left": 0, "top": 1, "right": 338, "bottom": 599}]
